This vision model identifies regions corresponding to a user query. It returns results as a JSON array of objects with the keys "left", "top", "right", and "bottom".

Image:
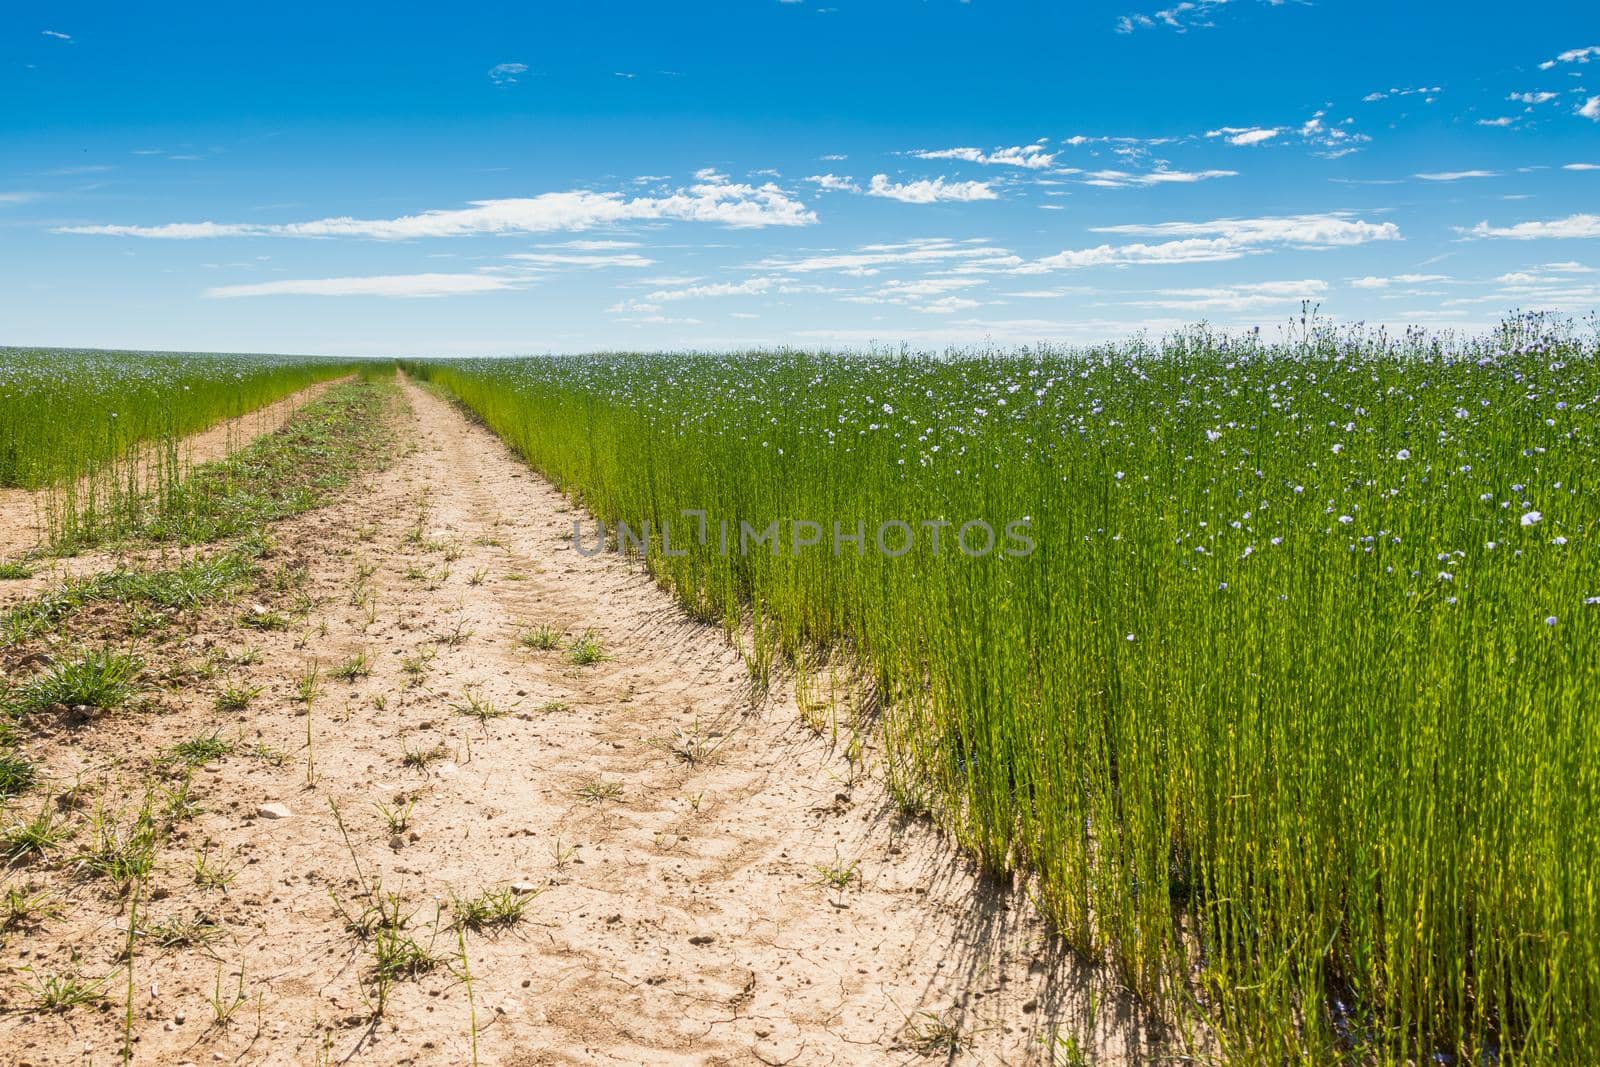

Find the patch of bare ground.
[{"left": 0, "top": 376, "right": 1186, "bottom": 1065}]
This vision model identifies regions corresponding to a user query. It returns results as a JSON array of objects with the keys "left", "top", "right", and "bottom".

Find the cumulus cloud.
[
  {"left": 865, "top": 174, "right": 998, "bottom": 204},
  {"left": 206, "top": 273, "right": 517, "bottom": 299},
  {"left": 910, "top": 144, "right": 1056, "bottom": 169},
  {"left": 58, "top": 175, "right": 818, "bottom": 239},
  {"left": 1580, "top": 96, "right": 1600, "bottom": 121},
  {"left": 1509, "top": 91, "right": 1559, "bottom": 105},
  {"left": 1464, "top": 214, "right": 1600, "bottom": 240}
]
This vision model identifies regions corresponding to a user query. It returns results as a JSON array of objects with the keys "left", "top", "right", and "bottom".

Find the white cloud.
[
  {"left": 1350, "top": 274, "right": 1448, "bottom": 289},
  {"left": 1464, "top": 214, "right": 1600, "bottom": 240},
  {"left": 59, "top": 175, "right": 817, "bottom": 239},
  {"left": 1078, "top": 167, "right": 1237, "bottom": 188},
  {"left": 761, "top": 238, "right": 1019, "bottom": 275},
  {"left": 488, "top": 62, "right": 528, "bottom": 86},
  {"left": 1122, "top": 279, "right": 1328, "bottom": 311},
  {"left": 1415, "top": 169, "right": 1499, "bottom": 181},
  {"left": 646, "top": 277, "right": 777, "bottom": 301},
  {"left": 911, "top": 144, "right": 1056, "bottom": 169},
  {"left": 1027, "top": 239, "right": 1251, "bottom": 270},
  {"left": 545, "top": 239, "right": 642, "bottom": 249},
  {"left": 0, "top": 192, "right": 40, "bottom": 205},
  {"left": 865, "top": 174, "right": 998, "bottom": 204},
  {"left": 1089, "top": 213, "right": 1401, "bottom": 246},
  {"left": 804, "top": 173, "right": 861, "bottom": 192},
  {"left": 1538, "top": 45, "right": 1600, "bottom": 70},
  {"left": 1564, "top": 163, "right": 1600, "bottom": 171},
  {"left": 1477, "top": 117, "right": 1517, "bottom": 127},
  {"left": 1205, "top": 112, "right": 1369, "bottom": 157},
  {"left": 1017, "top": 213, "right": 1401, "bottom": 274},
  {"left": 1115, "top": 0, "right": 1238, "bottom": 34},
  {"left": 1580, "top": 97, "right": 1600, "bottom": 121},
  {"left": 503, "top": 252, "right": 655, "bottom": 268},
  {"left": 206, "top": 273, "right": 516, "bottom": 299},
  {"left": 41, "top": 30, "right": 71, "bottom": 41},
  {"left": 1363, "top": 86, "right": 1440, "bottom": 103},
  {"left": 1206, "top": 126, "right": 1281, "bottom": 146},
  {"left": 841, "top": 277, "right": 988, "bottom": 313},
  {"left": 1509, "top": 91, "right": 1559, "bottom": 105}
]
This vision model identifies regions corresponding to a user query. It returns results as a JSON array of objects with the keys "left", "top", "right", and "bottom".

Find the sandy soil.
[
  {"left": 0, "top": 378, "right": 343, "bottom": 562},
  {"left": 0, "top": 379, "right": 1178, "bottom": 1065}
]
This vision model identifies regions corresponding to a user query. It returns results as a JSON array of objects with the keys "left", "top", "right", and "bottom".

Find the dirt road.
[{"left": 1, "top": 379, "right": 1164, "bottom": 1065}]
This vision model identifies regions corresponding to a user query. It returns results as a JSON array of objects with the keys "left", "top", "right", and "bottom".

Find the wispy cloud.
[
  {"left": 1075, "top": 168, "right": 1237, "bottom": 188},
  {"left": 503, "top": 251, "right": 655, "bottom": 268},
  {"left": 804, "top": 173, "right": 861, "bottom": 193},
  {"left": 1015, "top": 214, "right": 1401, "bottom": 273},
  {"left": 865, "top": 174, "right": 998, "bottom": 204},
  {"left": 59, "top": 174, "right": 817, "bottom": 239},
  {"left": 760, "top": 238, "right": 1019, "bottom": 276},
  {"left": 1121, "top": 279, "right": 1328, "bottom": 311},
  {"left": 1115, "top": 0, "right": 1237, "bottom": 34},
  {"left": 206, "top": 273, "right": 517, "bottom": 298},
  {"left": 841, "top": 277, "right": 988, "bottom": 313},
  {"left": 1509, "top": 91, "right": 1559, "bottom": 105},
  {"left": 1206, "top": 126, "right": 1280, "bottom": 146},
  {"left": 40, "top": 29, "right": 71, "bottom": 41},
  {"left": 1089, "top": 214, "right": 1400, "bottom": 246},
  {"left": 1205, "top": 112, "right": 1369, "bottom": 157},
  {"left": 1464, "top": 214, "right": 1600, "bottom": 240},
  {"left": 1350, "top": 274, "right": 1449, "bottom": 289},
  {"left": 1415, "top": 170, "right": 1499, "bottom": 182},
  {"left": 910, "top": 144, "right": 1057, "bottom": 169},
  {"left": 644, "top": 277, "right": 778, "bottom": 301},
  {"left": 1362, "top": 86, "right": 1440, "bottom": 103},
  {"left": 488, "top": 62, "right": 528, "bottom": 86},
  {"left": 1538, "top": 45, "right": 1600, "bottom": 70},
  {"left": 1564, "top": 163, "right": 1600, "bottom": 171}
]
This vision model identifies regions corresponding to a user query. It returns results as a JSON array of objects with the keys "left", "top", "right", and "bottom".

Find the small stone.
[
  {"left": 510, "top": 881, "right": 540, "bottom": 895},
  {"left": 688, "top": 934, "right": 716, "bottom": 946},
  {"left": 1021, "top": 998, "right": 1038, "bottom": 1014},
  {"left": 389, "top": 835, "right": 405, "bottom": 850},
  {"left": 256, "top": 803, "right": 293, "bottom": 820}
]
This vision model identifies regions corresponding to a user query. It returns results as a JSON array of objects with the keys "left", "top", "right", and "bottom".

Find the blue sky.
[{"left": 2, "top": 1, "right": 1598, "bottom": 356}]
